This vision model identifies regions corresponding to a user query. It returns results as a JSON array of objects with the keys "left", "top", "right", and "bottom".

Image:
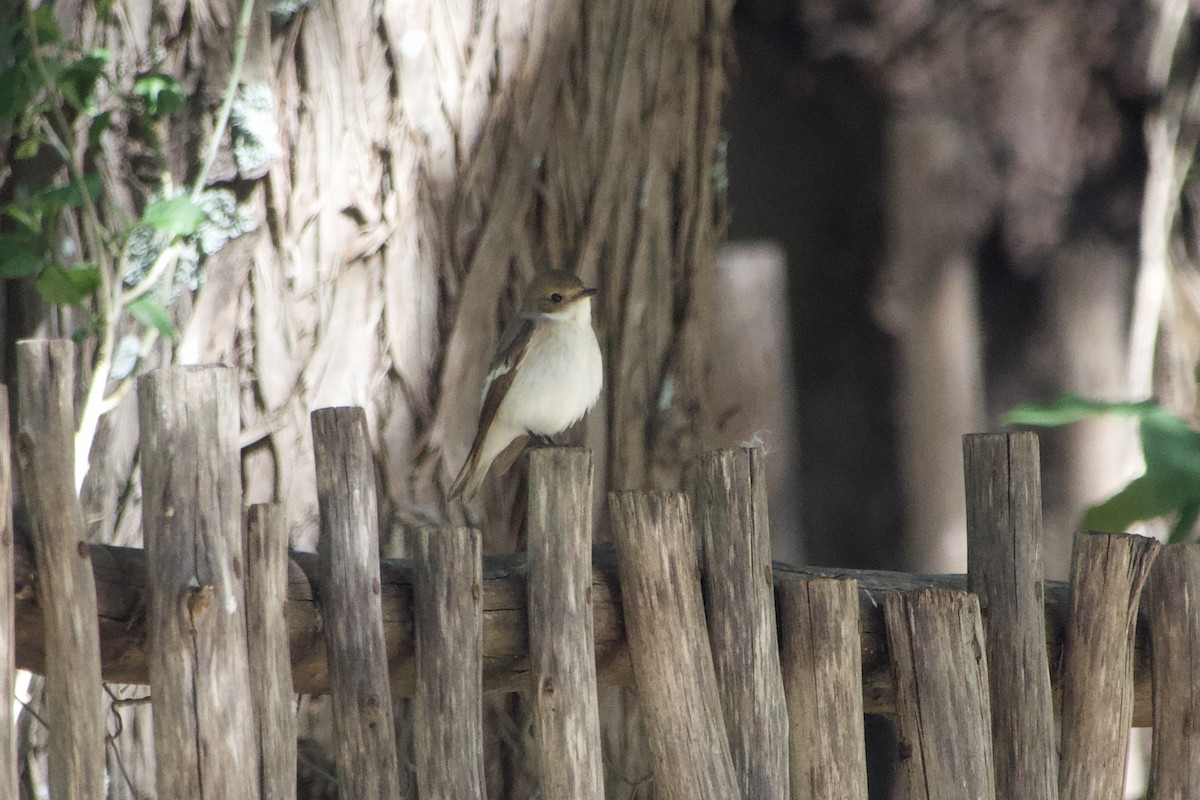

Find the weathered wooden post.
[
  {"left": 244, "top": 504, "right": 297, "bottom": 800},
  {"left": 16, "top": 341, "right": 106, "bottom": 799},
  {"left": 0, "top": 388, "right": 14, "bottom": 799},
  {"left": 777, "top": 576, "right": 868, "bottom": 799},
  {"left": 138, "top": 365, "right": 259, "bottom": 798},
  {"left": 777, "top": 575, "right": 864, "bottom": 800},
  {"left": 886, "top": 588, "right": 996, "bottom": 800},
  {"left": 690, "top": 448, "right": 789, "bottom": 798},
  {"left": 609, "top": 490, "right": 739, "bottom": 799},
  {"left": 411, "top": 526, "right": 484, "bottom": 798},
  {"left": 526, "top": 447, "right": 604, "bottom": 798},
  {"left": 1058, "top": 531, "right": 1159, "bottom": 799},
  {"left": 1145, "top": 543, "right": 1200, "bottom": 799},
  {"left": 311, "top": 407, "right": 406, "bottom": 798},
  {"left": 963, "top": 433, "right": 1057, "bottom": 799}
]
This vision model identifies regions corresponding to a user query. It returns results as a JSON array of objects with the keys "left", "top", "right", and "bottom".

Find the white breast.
[{"left": 495, "top": 301, "right": 602, "bottom": 436}]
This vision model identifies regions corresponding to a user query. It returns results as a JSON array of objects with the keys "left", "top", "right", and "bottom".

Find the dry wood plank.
[
  {"left": 311, "top": 407, "right": 405, "bottom": 799},
  {"left": 0, "top": 388, "right": 14, "bottom": 799},
  {"left": 963, "top": 433, "right": 1057, "bottom": 800},
  {"left": 244, "top": 504, "right": 297, "bottom": 800},
  {"left": 526, "top": 448, "right": 604, "bottom": 799},
  {"left": 411, "top": 526, "right": 484, "bottom": 798},
  {"left": 15, "top": 341, "right": 105, "bottom": 799},
  {"left": 9, "top": 536, "right": 1161, "bottom": 723},
  {"left": 1145, "top": 543, "right": 1200, "bottom": 800},
  {"left": 609, "top": 490, "right": 739, "bottom": 800},
  {"left": 1058, "top": 531, "right": 1159, "bottom": 800},
  {"left": 138, "top": 365, "right": 259, "bottom": 799},
  {"left": 886, "top": 588, "right": 995, "bottom": 800},
  {"left": 690, "top": 448, "right": 788, "bottom": 799},
  {"left": 777, "top": 576, "right": 868, "bottom": 800}
]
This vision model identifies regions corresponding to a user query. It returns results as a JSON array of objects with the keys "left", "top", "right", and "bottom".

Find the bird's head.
[{"left": 521, "top": 270, "right": 598, "bottom": 317}]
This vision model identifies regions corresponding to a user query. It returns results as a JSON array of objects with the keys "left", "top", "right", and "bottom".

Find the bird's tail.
[{"left": 448, "top": 446, "right": 485, "bottom": 501}]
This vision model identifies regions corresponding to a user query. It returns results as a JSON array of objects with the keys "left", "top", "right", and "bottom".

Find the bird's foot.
[{"left": 532, "top": 434, "right": 556, "bottom": 447}]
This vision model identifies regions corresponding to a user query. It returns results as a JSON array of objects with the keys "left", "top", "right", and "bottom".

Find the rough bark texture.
[
  {"left": 964, "top": 434, "right": 1057, "bottom": 800},
  {"left": 411, "top": 527, "right": 485, "bottom": 799},
  {"left": 311, "top": 408, "right": 405, "bottom": 799},
  {"left": 2, "top": 1, "right": 731, "bottom": 790},
  {"left": 137, "top": 366, "right": 259, "bottom": 800},
  {"left": 526, "top": 448, "right": 605, "bottom": 799},
  {"left": 14, "top": 342, "right": 106, "bottom": 800},
  {"left": 690, "top": 448, "right": 789, "bottom": 799},
  {"left": 1058, "top": 532, "right": 1160, "bottom": 799},
  {"left": 243, "top": 505, "right": 297, "bottom": 800},
  {"left": 609, "top": 491, "right": 739, "bottom": 799},
  {"left": 886, "top": 588, "right": 996, "bottom": 800},
  {"left": 1147, "top": 543, "right": 1200, "bottom": 800},
  {"left": 777, "top": 577, "right": 868, "bottom": 800}
]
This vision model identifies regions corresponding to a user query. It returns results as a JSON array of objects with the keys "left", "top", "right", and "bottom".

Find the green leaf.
[
  {"left": 14, "top": 136, "right": 39, "bottom": 159},
  {"left": 132, "top": 72, "right": 185, "bottom": 118},
  {"left": 87, "top": 110, "right": 113, "bottom": 148},
  {"left": 0, "top": 230, "right": 45, "bottom": 277},
  {"left": 37, "top": 173, "right": 104, "bottom": 212},
  {"left": 127, "top": 294, "right": 176, "bottom": 340},
  {"left": 1082, "top": 477, "right": 1178, "bottom": 534},
  {"left": 1004, "top": 394, "right": 1160, "bottom": 427},
  {"left": 141, "top": 196, "right": 206, "bottom": 237},
  {"left": 35, "top": 262, "right": 101, "bottom": 305},
  {"left": 60, "top": 51, "right": 111, "bottom": 112}
]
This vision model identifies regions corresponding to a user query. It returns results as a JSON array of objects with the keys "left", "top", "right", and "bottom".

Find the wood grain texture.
[
  {"left": 963, "top": 433, "right": 1057, "bottom": 800},
  {"left": 15, "top": 341, "right": 105, "bottom": 800},
  {"left": 10, "top": 535, "right": 1162, "bottom": 722},
  {"left": 0, "top": 388, "right": 14, "bottom": 798},
  {"left": 526, "top": 448, "right": 604, "bottom": 799},
  {"left": 1058, "top": 531, "right": 1159, "bottom": 800},
  {"left": 778, "top": 576, "right": 867, "bottom": 800},
  {"left": 609, "top": 490, "right": 739, "bottom": 799},
  {"left": 886, "top": 588, "right": 995, "bottom": 800},
  {"left": 690, "top": 448, "right": 788, "bottom": 798},
  {"left": 411, "top": 526, "right": 485, "bottom": 799},
  {"left": 244, "top": 504, "right": 297, "bottom": 800},
  {"left": 1146, "top": 543, "right": 1200, "bottom": 800},
  {"left": 311, "top": 407, "right": 405, "bottom": 799},
  {"left": 137, "top": 365, "right": 259, "bottom": 799}
]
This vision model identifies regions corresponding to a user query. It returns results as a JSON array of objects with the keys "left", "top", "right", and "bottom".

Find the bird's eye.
[{"left": 550, "top": 293, "right": 563, "bottom": 303}]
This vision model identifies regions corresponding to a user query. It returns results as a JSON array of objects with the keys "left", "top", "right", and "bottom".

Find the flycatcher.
[{"left": 449, "top": 270, "right": 603, "bottom": 499}]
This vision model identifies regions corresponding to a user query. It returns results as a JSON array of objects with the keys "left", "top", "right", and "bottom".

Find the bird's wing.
[{"left": 448, "top": 315, "right": 536, "bottom": 499}]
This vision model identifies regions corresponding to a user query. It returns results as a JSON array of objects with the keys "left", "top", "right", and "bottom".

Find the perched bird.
[{"left": 449, "top": 270, "right": 603, "bottom": 499}]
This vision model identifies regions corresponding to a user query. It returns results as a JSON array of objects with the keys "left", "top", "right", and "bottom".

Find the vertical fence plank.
[
  {"left": 139, "top": 365, "right": 259, "bottom": 799},
  {"left": 963, "top": 433, "right": 1057, "bottom": 800},
  {"left": 885, "top": 588, "right": 996, "bottom": 800},
  {"left": 0, "top": 388, "right": 14, "bottom": 798},
  {"left": 1058, "top": 531, "right": 1159, "bottom": 799},
  {"left": 690, "top": 448, "right": 789, "bottom": 799},
  {"left": 1147, "top": 543, "right": 1200, "bottom": 799},
  {"left": 244, "top": 504, "right": 297, "bottom": 800},
  {"left": 777, "top": 576, "right": 867, "bottom": 800},
  {"left": 411, "top": 526, "right": 484, "bottom": 798},
  {"left": 608, "top": 491, "right": 739, "bottom": 800},
  {"left": 15, "top": 341, "right": 106, "bottom": 799},
  {"left": 526, "top": 448, "right": 604, "bottom": 799},
  {"left": 311, "top": 407, "right": 405, "bottom": 799}
]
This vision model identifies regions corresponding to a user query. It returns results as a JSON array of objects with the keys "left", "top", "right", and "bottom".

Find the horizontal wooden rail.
[{"left": 8, "top": 531, "right": 1154, "bottom": 725}]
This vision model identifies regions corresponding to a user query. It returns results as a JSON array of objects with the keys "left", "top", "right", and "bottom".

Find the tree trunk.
[{"left": 3, "top": 0, "right": 733, "bottom": 796}]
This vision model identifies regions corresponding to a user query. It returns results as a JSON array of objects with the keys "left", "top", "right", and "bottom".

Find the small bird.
[{"left": 449, "top": 270, "right": 603, "bottom": 500}]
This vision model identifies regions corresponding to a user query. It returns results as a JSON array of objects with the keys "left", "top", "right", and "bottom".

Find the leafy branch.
[
  {"left": 2, "top": 0, "right": 260, "bottom": 489},
  {"left": 1006, "top": 394, "right": 1200, "bottom": 542}
]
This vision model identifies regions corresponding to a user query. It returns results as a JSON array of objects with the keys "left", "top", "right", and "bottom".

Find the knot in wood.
[{"left": 186, "top": 584, "right": 214, "bottom": 617}]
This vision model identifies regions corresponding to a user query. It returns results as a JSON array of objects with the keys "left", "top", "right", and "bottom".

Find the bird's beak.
[{"left": 580, "top": 287, "right": 598, "bottom": 298}]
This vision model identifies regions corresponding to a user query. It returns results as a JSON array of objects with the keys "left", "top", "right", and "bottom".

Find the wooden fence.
[{"left": 1, "top": 339, "right": 1197, "bottom": 798}]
